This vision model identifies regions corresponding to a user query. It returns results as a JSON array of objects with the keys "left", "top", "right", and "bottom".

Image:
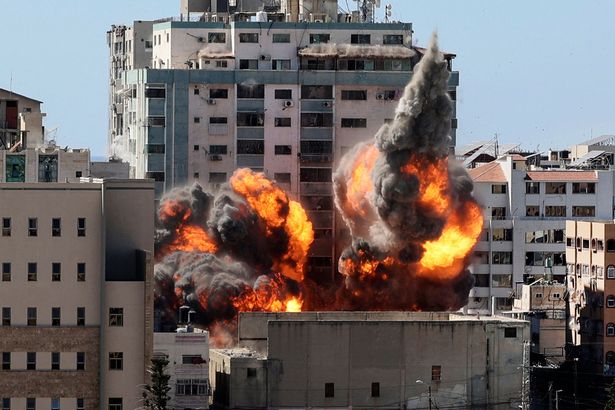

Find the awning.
[{"left": 298, "top": 44, "right": 414, "bottom": 59}]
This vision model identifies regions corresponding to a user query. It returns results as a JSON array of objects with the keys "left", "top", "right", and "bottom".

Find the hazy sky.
[{"left": 1, "top": 1, "right": 614, "bottom": 156}]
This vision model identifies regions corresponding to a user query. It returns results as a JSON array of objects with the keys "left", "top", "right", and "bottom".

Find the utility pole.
[
  {"left": 428, "top": 385, "right": 432, "bottom": 410},
  {"left": 555, "top": 389, "right": 563, "bottom": 410}
]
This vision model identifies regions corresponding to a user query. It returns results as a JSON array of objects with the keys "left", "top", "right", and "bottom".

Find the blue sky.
[{"left": 1, "top": 1, "right": 614, "bottom": 156}]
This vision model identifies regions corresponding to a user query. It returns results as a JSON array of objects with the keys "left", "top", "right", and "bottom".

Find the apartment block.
[
  {"left": 468, "top": 155, "right": 614, "bottom": 313},
  {"left": 0, "top": 179, "right": 155, "bottom": 410}
]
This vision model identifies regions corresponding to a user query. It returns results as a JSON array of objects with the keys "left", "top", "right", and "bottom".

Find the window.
[
  {"left": 526, "top": 206, "right": 540, "bottom": 217},
  {"left": 109, "top": 352, "right": 123, "bottom": 370},
  {"left": 272, "top": 59, "right": 291, "bottom": 70},
  {"left": 545, "top": 182, "right": 566, "bottom": 194},
  {"left": 526, "top": 182, "right": 540, "bottom": 194},
  {"left": 341, "top": 90, "right": 367, "bottom": 100},
  {"left": 2, "top": 398, "right": 9, "bottom": 410},
  {"left": 274, "top": 89, "right": 292, "bottom": 99},
  {"left": 339, "top": 59, "right": 376, "bottom": 71},
  {"left": 341, "top": 118, "right": 367, "bottom": 128},
  {"left": 608, "top": 296, "right": 615, "bottom": 308},
  {"left": 77, "top": 218, "right": 86, "bottom": 237},
  {"left": 77, "top": 352, "right": 85, "bottom": 370},
  {"left": 27, "top": 307, "right": 36, "bottom": 326},
  {"left": 52, "top": 307, "right": 61, "bottom": 326},
  {"left": 301, "top": 113, "right": 333, "bottom": 127},
  {"left": 504, "top": 327, "right": 517, "bottom": 338},
  {"left": 274, "top": 118, "right": 291, "bottom": 127},
  {"left": 193, "top": 172, "right": 200, "bottom": 179},
  {"left": 215, "top": 60, "right": 228, "bottom": 68},
  {"left": 572, "top": 206, "right": 595, "bottom": 217},
  {"left": 371, "top": 382, "right": 380, "bottom": 397},
  {"left": 237, "top": 112, "right": 264, "bottom": 127},
  {"left": 52, "top": 262, "right": 61, "bottom": 281},
  {"left": 52, "top": 352, "right": 60, "bottom": 370},
  {"left": 2, "top": 263, "right": 10, "bottom": 282},
  {"left": 300, "top": 168, "right": 332, "bottom": 182},
  {"left": 239, "top": 59, "right": 258, "bottom": 69},
  {"left": 351, "top": 34, "right": 370, "bottom": 44},
  {"left": 535, "top": 293, "right": 543, "bottom": 299},
  {"left": 237, "top": 140, "right": 264, "bottom": 155},
  {"left": 209, "top": 145, "right": 227, "bottom": 155},
  {"left": 492, "top": 228, "right": 513, "bottom": 241},
  {"left": 246, "top": 367, "right": 257, "bottom": 377},
  {"left": 208, "top": 32, "right": 226, "bottom": 43},
  {"left": 491, "top": 207, "right": 506, "bottom": 220},
  {"left": 545, "top": 206, "right": 566, "bottom": 217},
  {"left": 431, "top": 365, "right": 442, "bottom": 381},
  {"left": 301, "top": 85, "right": 333, "bottom": 99},
  {"left": 237, "top": 84, "right": 265, "bottom": 99},
  {"left": 28, "top": 218, "right": 37, "bottom": 236},
  {"left": 147, "top": 144, "right": 165, "bottom": 154},
  {"left": 209, "top": 173, "right": 227, "bottom": 183},
  {"left": 1, "top": 218, "right": 10, "bottom": 236},
  {"left": 239, "top": 33, "right": 259, "bottom": 43},
  {"left": 193, "top": 145, "right": 200, "bottom": 151},
  {"left": 324, "top": 382, "right": 335, "bottom": 398},
  {"left": 28, "top": 263, "right": 37, "bottom": 281},
  {"left": 209, "top": 89, "right": 228, "bottom": 99},
  {"left": 51, "top": 398, "right": 60, "bottom": 410},
  {"left": 309, "top": 34, "right": 330, "bottom": 44},
  {"left": 492, "top": 252, "right": 512, "bottom": 264},
  {"left": 268, "top": 32, "right": 289, "bottom": 42},
  {"left": 108, "top": 398, "right": 122, "bottom": 410},
  {"left": 2, "top": 308, "right": 9, "bottom": 326},
  {"left": 473, "top": 274, "right": 489, "bottom": 287},
  {"left": 176, "top": 379, "right": 208, "bottom": 396},
  {"left": 492, "top": 274, "right": 512, "bottom": 288},
  {"left": 193, "top": 117, "right": 200, "bottom": 124},
  {"left": 27, "top": 352, "right": 36, "bottom": 370},
  {"left": 383, "top": 34, "right": 404, "bottom": 45},
  {"left": 608, "top": 241, "right": 615, "bottom": 252},
  {"left": 572, "top": 182, "right": 595, "bottom": 194},
  {"left": 75, "top": 171, "right": 82, "bottom": 178},
  {"left": 145, "top": 88, "right": 165, "bottom": 98},
  {"left": 608, "top": 324, "right": 615, "bottom": 337},
  {"left": 301, "top": 141, "right": 332, "bottom": 155},
  {"left": 109, "top": 308, "right": 124, "bottom": 327},
  {"left": 77, "top": 263, "right": 86, "bottom": 281},
  {"left": 2, "top": 352, "right": 10, "bottom": 370},
  {"left": 193, "top": 88, "right": 200, "bottom": 95},
  {"left": 148, "top": 117, "right": 166, "bottom": 127},
  {"left": 52, "top": 218, "right": 61, "bottom": 237},
  {"left": 491, "top": 184, "right": 507, "bottom": 194},
  {"left": 76, "top": 399, "right": 84, "bottom": 410},
  {"left": 274, "top": 173, "right": 291, "bottom": 184},
  {"left": 275, "top": 145, "right": 292, "bottom": 155},
  {"left": 26, "top": 399, "right": 35, "bottom": 410},
  {"left": 77, "top": 307, "right": 85, "bottom": 326},
  {"left": 209, "top": 117, "right": 228, "bottom": 124}
]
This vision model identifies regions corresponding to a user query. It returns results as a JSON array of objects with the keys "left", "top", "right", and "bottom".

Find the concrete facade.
[
  {"left": 210, "top": 312, "right": 530, "bottom": 410},
  {"left": 0, "top": 179, "right": 155, "bottom": 410}
]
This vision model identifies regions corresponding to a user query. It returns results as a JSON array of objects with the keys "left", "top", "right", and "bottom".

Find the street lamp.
[{"left": 416, "top": 380, "right": 432, "bottom": 410}]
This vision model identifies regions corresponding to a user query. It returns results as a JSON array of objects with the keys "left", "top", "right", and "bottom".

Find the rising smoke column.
[{"left": 333, "top": 34, "right": 483, "bottom": 310}]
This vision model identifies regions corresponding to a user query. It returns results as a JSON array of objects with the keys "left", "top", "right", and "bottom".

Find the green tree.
[{"left": 142, "top": 356, "right": 171, "bottom": 410}]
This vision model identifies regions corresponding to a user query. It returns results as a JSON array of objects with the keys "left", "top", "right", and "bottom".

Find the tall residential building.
[
  {"left": 566, "top": 220, "right": 615, "bottom": 375},
  {"left": 468, "top": 155, "right": 615, "bottom": 313},
  {"left": 0, "top": 179, "right": 155, "bottom": 410},
  {"left": 107, "top": 0, "right": 459, "bottom": 279}
]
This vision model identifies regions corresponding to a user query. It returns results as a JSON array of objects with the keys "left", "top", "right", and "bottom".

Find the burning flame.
[
  {"left": 346, "top": 144, "right": 379, "bottom": 217},
  {"left": 231, "top": 274, "right": 303, "bottom": 313},
  {"left": 168, "top": 225, "right": 218, "bottom": 254},
  {"left": 402, "top": 155, "right": 451, "bottom": 216}
]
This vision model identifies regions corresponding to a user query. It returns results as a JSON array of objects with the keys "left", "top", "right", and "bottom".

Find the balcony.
[
  {"left": 300, "top": 127, "right": 333, "bottom": 140},
  {"left": 299, "top": 154, "right": 332, "bottom": 164}
]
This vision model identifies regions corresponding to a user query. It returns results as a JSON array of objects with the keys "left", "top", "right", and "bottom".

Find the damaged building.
[{"left": 209, "top": 312, "right": 529, "bottom": 409}]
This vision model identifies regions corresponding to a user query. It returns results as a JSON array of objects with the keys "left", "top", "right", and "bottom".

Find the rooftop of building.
[
  {"left": 211, "top": 347, "right": 266, "bottom": 359},
  {"left": 0, "top": 88, "right": 42, "bottom": 103},
  {"left": 467, "top": 161, "right": 507, "bottom": 182}
]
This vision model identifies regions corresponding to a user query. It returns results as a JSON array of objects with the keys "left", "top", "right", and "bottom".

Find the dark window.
[
  {"left": 309, "top": 34, "right": 330, "bottom": 44},
  {"left": 1, "top": 352, "right": 9, "bottom": 370},
  {"left": 2, "top": 398, "right": 9, "bottom": 410},
  {"left": 237, "top": 113, "right": 264, "bottom": 127},
  {"left": 27, "top": 307, "right": 36, "bottom": 326},
  {"left": 193, "top": 88, "right": 200, "bottom": 95},
  {"left": 108, "top": 398, "right": 122, "bottom": 410},
  {"left": 209, "top": 173, "right": 227, "bottom": 183},
  {"left": 247, "top": 368, "right": 257, "bottom": 378},
  {"left": 26, "top": 352, "right": 36, "bottom": 370},
  {"left": 209, "top": 89, "right": 229, "bottom": 99},
  {"left": 608, "top": 241, "right": 615, "bottom": 253},
  {"left": 28, "top": 218, "right": 37, "bottom": 237},
  {"left": 341, "top": 90, "right": 367, "bottom": 100},
  {"left": 52, "top": 218, "right": 61, "bottom": 237},
  {"left": 383, "top": 34, "right": 404, "bottom": 45},
  {"left": 572, "top": 206, "right": 595, "bottom": 217},
  {"left": 491, "top": 184, "right": 507, "bottom": 194},
  {"left": 272, "top": 33, "right": 290, "bottom": 43},
  {"left": 109, "top": 352, "right": 123, "bottom": 370},
  {"left": 504, "top": 327, "right": 517, "bottom": 338},
  {"left": 147, "top": 117, "right": 166, "bottom": 127},
  {"left": 239, "top": 59, "right": 258, "bottom": 69},
  {"left": 109, "top": 308, "right": 124, "bottom": 327},
  {"left": 239, "top": 33, "right": 259, "bottom": 43},
  {"left": 301, "top": 113, "right": 333, "bottom": 127},
  {"left": 77, "top": 263, "right": 86, "bottom": 281},
  {"left": 274, "top": 118, "right": 291, "bottom": 127},
  {"left": 608, "top": 323, "right": 615, "bottom": 337},
  {"left": 52, "top": 307, "right": 61, "bottom": 326},
  {"left": 27, "top": 263, "right": 37, "bottom": 281},
  {"left": 371, "top": 382, "right": 380, "bottom": 397},
  {"left": 145, "top": 88, "right": 165, "bottom": 98},
  {"left": 77, "top": 352, "right": 85, "bottom": 370},
  {"left": 432, "top": 365, "right": 442, "bottom": 381},
  {"left": 147, "top": 144, "right": 165, "bottom": 154},
  {"left": 52, "top": 262, "right": 61, "bottom": 281},
  {"left": 209, "top": 145, "right": 227, "bottom": 155},
  {"left": 300, "top": 168, "right": 332, "bottom": 182},
  {"left": 52, "top": 352, "right": 60, "bottom": 370},
  {"left": 209, "top": 117, "right": 228, "bottom": 124},
  {"left": 1, "top": 308, "right": 10, "bottom": 326},
  {"left": 193, "top": 117, "right": 200, "bottom": 124},
  {"left": 51, "top": 398, "right": 59, "bottom": 410},
  {"left": 77, "top": 218, "right": 86, "bottom": 237},
  {"left": 324, "top": 382, "right": 335, "bottom": 398},
  {"left": 301, "top": 85, "right": 333, "bottom": 99},
  {"left": 274, "top": 173, "right": 291, "bottom": 183},
  {"left": 237, "top": 84, "right": 264, "bottom": 99},
  {"left": 275, "top": 145, "right": 292, "bottom": 155},
  {"left": 2, "top": 263, "right": 10, "bottom": 282},
  {"left": 572, "top": 182, "right": 595, "bottom": 194},
  {"left": 208, "top": 32, "right": 226, "bottom": 43},
  {"left": 76, "top": 399, "right": 84, "bottom": 410},
  {"left": 193, "top": 145, "right": 200, "bottom": 151},
  {"left": 237, "top": 140, "right": 264, "bottom": 155},
  {"left": 26, "top": 399, "right": 35, "bottom": 410},
  {"left": 274, "top": 89, "right": 292, "bottom": 99},
  {"left": 77, "top": 307, "right": 85, "bottom": 326},
  {"left": 341, "top": 118, "right": 367, "bottom": 128},
  {"left": 608, "top": 295, "right": 615, "bottom": 308},
  {"left": 272, "top": 59, "right": 291, "bottom": 70},
  {"left": 351, "top": 34, "right": 371, "bottom": 44},
  {"left": 301, "top": 141, "right": 332, "bottom": 154},
  {"left": 545, "top": 182, "right": 566, "bottom": 194},
  {"left": 1, "top": 218, "right": 10, "bottom": 237}
]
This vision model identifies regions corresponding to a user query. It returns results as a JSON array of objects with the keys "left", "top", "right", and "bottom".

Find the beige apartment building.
[
  {"left": 566, "top": 220, "right": 615, "bottom": 375},
  {"left": 0, "top": 179, "right": 155, "bottom": 410}
]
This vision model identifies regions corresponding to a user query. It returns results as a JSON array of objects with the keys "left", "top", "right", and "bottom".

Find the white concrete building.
[
  {"left": 154, "top": 329, "right": 210, "bottom": 410},
  {"left": 468, "top": 155, "right": 615, "bottom": 313},
  {"left": 210, "top": 311, "right": 529, "bottom": 410},
  {"left": 0, "top": 179, "right": 155, "bottom": 410}
]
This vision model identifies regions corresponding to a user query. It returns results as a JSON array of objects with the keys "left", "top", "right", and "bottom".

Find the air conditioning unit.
[
  {"left": 206, "top": 99, "right": 216, "bottom": 105},
  {"left": 283, "top": 100, "right": 294, "bottom": 108},
  {"left": 376, "top": 93, "right": 385, "bottom": 100},
  {"left": 260, "top": 54, "right": 272, "bottom": 61},
  {"left": 322, "top": 101, "right": 332, "bottom": 108},
  {"left": 209, "top": 155, "right": 222, "bottom": 161}
]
